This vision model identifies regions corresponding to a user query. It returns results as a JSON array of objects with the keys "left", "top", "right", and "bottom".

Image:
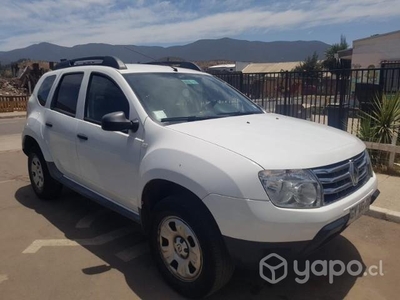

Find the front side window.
[
  {"left": 37, "top": 75, "right": 56, "bottom": 106},
  {"left": 84, "top": 74, "right": 129, "bottom": 124},
  {"left": 52, "top": 73, "right": 84, "bottom": 116},
  {"left": 123, "top": 73, "right": 262, "bottom": 123}
]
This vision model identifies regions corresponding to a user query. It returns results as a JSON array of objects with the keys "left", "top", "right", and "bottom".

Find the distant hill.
[{"left": 0, "top": 38, "right": 330, "bottom": 64}]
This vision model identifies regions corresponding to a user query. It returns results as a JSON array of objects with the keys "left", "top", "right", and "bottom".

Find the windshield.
[{"left": 123, "top": 73, "right": 263, "bottom": 123}]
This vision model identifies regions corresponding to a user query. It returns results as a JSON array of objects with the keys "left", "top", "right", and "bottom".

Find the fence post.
[
  {"left": 388, "top": 130, "right": 398, "bottom": 169},
  {"left": 239, "top": 72, "right": 243, "bottom": 93},
  {"left": 338, "top": 69, "right": 347, "bottom": 131},
  {"left": 283, "top": 71, "right": 289, "bottom": 115},
  {"left": 10, "top": 97, "right": 14, "bottom": 111}
]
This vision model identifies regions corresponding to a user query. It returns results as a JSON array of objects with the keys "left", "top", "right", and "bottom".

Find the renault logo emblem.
[{"left": 349, "top": 160, "right": 359, "bottom": 186}]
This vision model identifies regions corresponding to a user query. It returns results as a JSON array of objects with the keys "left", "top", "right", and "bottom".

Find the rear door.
[
  {"left": 75, "top": 72, "right": 144, "bottom": 211},
  {"left": 43, "top": 72, "right": 84, "bottom": 180}
]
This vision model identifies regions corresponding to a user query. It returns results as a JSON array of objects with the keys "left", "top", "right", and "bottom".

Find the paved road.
[
  {"left": 0, "top": 150, "right": 399, "bottom": 300},
  {"left": 0, "top": 118, "right": 25, "bottom": 152},
  {"left": 0, "top": 118, "right": 26, "bottom": 136}
]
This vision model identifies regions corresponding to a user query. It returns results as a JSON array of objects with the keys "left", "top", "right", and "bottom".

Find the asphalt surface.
[
  {"left": 0, "top": 150, "right": 399, "bottom": 300},
  {"left": 0, "top": 118, "right": 26, "bottom": 136}
]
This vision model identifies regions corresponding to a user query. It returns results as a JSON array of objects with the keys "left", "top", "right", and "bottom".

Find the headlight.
[{"left": 258, "top": 169, "right": 323, "bottom": 208}]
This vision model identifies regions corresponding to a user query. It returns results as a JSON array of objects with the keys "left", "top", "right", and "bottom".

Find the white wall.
[{"left": 352, "top": 31, "right": 400, "bottom": 68}]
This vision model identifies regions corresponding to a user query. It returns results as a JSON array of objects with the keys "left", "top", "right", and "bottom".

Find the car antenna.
[
  {"left": 124, "top": 46, "right": 178, "bottom": 71},
  {"left": 124, "top": 46, "right": 156, "bottom": 61}
]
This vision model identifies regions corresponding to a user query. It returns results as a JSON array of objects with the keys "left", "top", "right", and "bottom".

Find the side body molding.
[{"left": 46, "top": 162, "right": 142, "bottom": 224}]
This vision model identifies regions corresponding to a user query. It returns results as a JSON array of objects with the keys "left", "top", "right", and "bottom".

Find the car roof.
[
  {"left": 144, "top": 61, "right": 202, "bottom": 71},
  {"left": 120, "top": 64, "right": 206, "bottom": 75},
  {"left": 50, "top": 56, "right": 207, "bottom": 76},
  {"left": 45, "top": 63, "right": 208, "bottom": 77}
]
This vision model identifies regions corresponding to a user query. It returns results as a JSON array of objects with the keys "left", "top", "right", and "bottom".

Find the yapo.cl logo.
[
  {"left": 259, "top": 254, "right": 384, "bottom": 284},
  {"left": 259, "top": 253, "right": 288, "bottom": 284}
]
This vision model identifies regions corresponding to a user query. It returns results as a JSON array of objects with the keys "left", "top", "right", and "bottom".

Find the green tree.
[
  {"left": 293, "top": 51, "right": 322, "bottom": 73},
  {"left": 322, "top": 35, "right": 350, "bottom": 70}
]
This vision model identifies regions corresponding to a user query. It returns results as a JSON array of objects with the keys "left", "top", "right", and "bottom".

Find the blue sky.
[{"left": 1, "top": 0, "right": 399, "bottom": 51}]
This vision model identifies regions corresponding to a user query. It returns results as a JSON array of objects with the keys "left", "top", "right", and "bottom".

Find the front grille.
[{"left": 311, "top": 151, "right": 371, "bottom": 205}]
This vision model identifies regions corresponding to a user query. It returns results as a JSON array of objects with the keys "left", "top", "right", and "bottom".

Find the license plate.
[{"left": 348, "top": 196, "right": 371, "bottom": 224}]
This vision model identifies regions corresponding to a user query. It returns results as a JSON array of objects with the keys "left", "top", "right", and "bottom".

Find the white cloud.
[{"left": 0, "top": 0, "right": 399, "bottom": 50}]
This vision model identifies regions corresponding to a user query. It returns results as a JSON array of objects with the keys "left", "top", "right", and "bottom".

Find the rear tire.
[
  {"left": 150, "top": 195, "right": 234, "bottom": 298},
  {"left": 28, "top": 147, "right": 62, "bottom": 200}
]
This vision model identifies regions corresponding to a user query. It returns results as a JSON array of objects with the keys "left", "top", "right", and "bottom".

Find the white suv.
[{"left": 22, "top": 56, "right": 379, "bottom": 298}]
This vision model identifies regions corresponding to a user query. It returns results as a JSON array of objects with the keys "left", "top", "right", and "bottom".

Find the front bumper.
[
  {"left": 223, "top": 189, "right": 379, "bottom": 268},
  {"left": 203, "top": 174, "right": 378, "bottom": 243}
]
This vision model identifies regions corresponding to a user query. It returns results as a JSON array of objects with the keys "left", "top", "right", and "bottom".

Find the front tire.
[
  {"left": 28, "top": 147, "right": 62, "bottom": 200},
  {"left": 150, "top": 195, "right": 234, "bottom": 298}
]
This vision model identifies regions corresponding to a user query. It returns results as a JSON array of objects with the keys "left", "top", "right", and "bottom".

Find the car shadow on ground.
[{"left": 15, "top": 185, "right": 366, "bottom": 300}]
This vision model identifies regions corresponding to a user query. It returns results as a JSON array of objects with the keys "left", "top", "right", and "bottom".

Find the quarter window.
[
  {"left": 52, "top": 73, "right": 84, "bottom": 116},
  {"left": 37, "top": 75, "right": 56, "bottom": 106},
  {"left": 85, "top": 74, "right": 129, "bottom": 124}
]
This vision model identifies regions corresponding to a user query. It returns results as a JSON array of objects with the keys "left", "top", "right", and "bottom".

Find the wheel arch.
[
  {"left": 22, "top": 133, "right": 54, "bottom": 162},
  {"left": 140, "top": 179, "right": 219, "bottom": 236},
  {"left": 22, "top": 135, "right": 41, "bottom": 156}
]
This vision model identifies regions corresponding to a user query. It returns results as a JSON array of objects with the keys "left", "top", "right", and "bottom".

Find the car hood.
[{"left": 168, "top": 113, "right": 365, "bottom": 169}]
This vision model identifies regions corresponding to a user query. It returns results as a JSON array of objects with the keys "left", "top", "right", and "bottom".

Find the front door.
[{"left": 76, "top": 73, "right": 143, "bottom": 212}]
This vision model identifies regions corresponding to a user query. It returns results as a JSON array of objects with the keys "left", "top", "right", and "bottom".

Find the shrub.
[{"left": 358, "top": 93, "right": 400, "bottom": 168}]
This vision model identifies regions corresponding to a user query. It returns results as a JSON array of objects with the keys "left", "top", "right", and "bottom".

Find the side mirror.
[{"left": 101, "top": 111, "right": 139, "bottom": 132}]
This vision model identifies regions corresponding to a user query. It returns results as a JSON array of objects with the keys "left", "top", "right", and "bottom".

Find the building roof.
[
  {"left": 353, "top": 29, "right": 400, "bottom": 43},
  {"left": 337, "top": 48, "right": 353, "bottom": 60},
  {"left": 242, "top": 62, "right": 301, "bottom": 73}
]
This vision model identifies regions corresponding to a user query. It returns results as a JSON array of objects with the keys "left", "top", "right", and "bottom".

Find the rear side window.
[
  {"left": 52, "top": 73, "right": 84, "bottom": 116},
  {"left": 37, "top": 75, "right": 56, "bottom": 106},
  {"left": 85, "top": 74, "right": 129, "bottom": 124}
]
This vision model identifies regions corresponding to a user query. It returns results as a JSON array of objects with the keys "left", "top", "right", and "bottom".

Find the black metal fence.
[{"left": 210, "top": 67, "right": 400, "bottom": 135}]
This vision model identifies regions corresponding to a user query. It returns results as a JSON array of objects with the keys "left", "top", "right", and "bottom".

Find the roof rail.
[{"left": 54, "top": 56, "right": 127, "bottom": 70}]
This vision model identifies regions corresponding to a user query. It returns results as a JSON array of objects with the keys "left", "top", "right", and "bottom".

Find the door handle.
[
  {"left": 45, "top": 122, "right": 53, "bottom": 128},
  {"left": 77, "top": 134, "right": 88, "bottom": 141}
]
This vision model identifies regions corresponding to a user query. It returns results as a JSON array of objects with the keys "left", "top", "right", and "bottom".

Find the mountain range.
[{"left": 0, "top": 38, "right": 330, "bottom": 64}]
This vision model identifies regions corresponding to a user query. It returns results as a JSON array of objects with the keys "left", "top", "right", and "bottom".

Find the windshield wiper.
[
  {"left": 160, "top": 115, "right": 221, "bottom": 123},
  {"left": 216, "top": 111, "right": 263, "bottom": 116},
  {"left": 160, "top": 111, "right": 263, "bottom": 123}
]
